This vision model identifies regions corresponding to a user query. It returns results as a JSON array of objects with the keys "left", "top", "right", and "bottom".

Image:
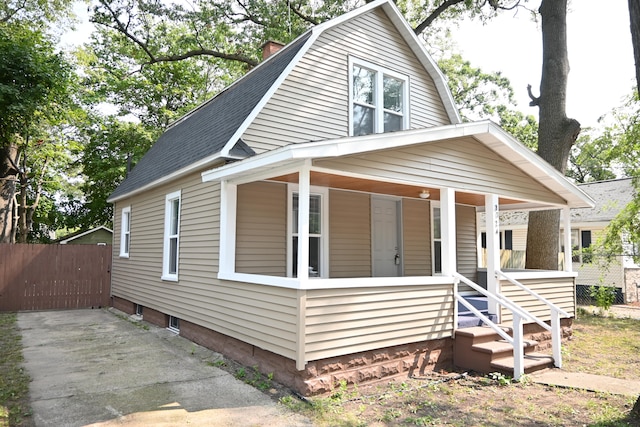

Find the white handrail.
[
  {"left": 454, "top": 272, "right": 527, "bottom": 379},
  {"left": 496, "top": 270, "right": 569, "bottom": 368}
]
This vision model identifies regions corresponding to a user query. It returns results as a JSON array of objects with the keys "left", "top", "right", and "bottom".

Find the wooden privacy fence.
[{"left": 0, "top": 244, "right": 111, "bottom": 311}]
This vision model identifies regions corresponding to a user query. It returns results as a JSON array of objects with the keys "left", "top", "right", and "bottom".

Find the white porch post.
[
  {"left": 218, "top": 180, "right": 237, "bottom": 276},
  {"left": 563, "top": 206, "right": 572, "bottom": 272},
  {"left": 440, "top": 188, "right": 457, "bottom": 276},
  {"left": 297, "top": 161, "right": 311, "bottom": 283},
  {"left": 485, "top": 194, "right": 500, "bottom": 315}
]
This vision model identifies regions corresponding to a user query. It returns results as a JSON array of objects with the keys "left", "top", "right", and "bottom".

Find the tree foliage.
[{"left": 0, "top": 23, "right": 75, "bottom": 242}]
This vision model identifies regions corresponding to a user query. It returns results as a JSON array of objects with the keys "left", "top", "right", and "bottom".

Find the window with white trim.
[
  {"left": 288, "top": 186, "right": 328, "bottom": 278},
  {"left": 432, "top": 204, "right": 442, "bottom": 274},
  {"left": 162, "top": 190, "right": 181, "bottom": 281},
  {"left": 350, "top": 58, "right": 409, "bottom": 136},
  {"left": 119, "top": 206, "right": 131, "bottom": 258}
]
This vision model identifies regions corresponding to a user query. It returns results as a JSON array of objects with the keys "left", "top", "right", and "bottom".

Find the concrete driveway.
[{"left": 18, "top": 309, "right": 313, "bottom": 427}]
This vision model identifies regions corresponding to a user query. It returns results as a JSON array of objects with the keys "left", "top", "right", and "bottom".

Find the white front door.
[{"left": 372, "top": 197, "right": 400, "bottom": 277}]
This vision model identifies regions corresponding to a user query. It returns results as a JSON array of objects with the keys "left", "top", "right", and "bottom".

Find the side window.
[
  {"left": 351, "top": 58, "right": 408, "bottom": 136},
  {"left": 581, "top": 230, "right": 592, "bottom": 264},
  {"left": 119, "top": 206, "right": 131, "bottom": 258},
  {"left": 504, "top": 230, "right": 513, "bottom": 251},
  {"left": 162, "top": 190, "right": 181, "bottom": 281}
]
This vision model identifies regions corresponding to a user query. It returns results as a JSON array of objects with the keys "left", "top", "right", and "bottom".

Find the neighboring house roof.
[
  {"left": 108, "top": 0, "right": 460, "bottom": 203},
  {"left": 571, "top": 178, "right": 636, "bottom": 223},
  {"left": 497, "top": 178, "right": 635, "bottom": 226},
  {"left": 55, "top": 226, "right": 113, "bottom": 244},
  {"left": 202, "top": 121, "right": 594, "bottom": 210}
]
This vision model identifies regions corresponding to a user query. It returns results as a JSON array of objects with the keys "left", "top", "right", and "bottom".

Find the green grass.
[{"left": 0, "top": 313, "right": 32, "bottom": 426}]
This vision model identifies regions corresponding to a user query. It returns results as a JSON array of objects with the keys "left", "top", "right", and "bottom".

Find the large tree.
[{"left": 524, "top": 0, "right": 580, "bottom": 270}]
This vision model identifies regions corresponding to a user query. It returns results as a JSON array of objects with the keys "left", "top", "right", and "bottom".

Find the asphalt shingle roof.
[{"left": 109, "top": 32, "right": 312, "bottom": 201}]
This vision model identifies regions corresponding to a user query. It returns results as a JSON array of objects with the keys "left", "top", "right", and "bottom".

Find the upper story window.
[
  {"left": 119, "top": 206, "right": 131, "bottom": 258},
  {"left": 350, "top": 58, "right": 409, "bottom": 136},
  {"left": 162, "top": 190, "right": 181, "bottom": 281}
]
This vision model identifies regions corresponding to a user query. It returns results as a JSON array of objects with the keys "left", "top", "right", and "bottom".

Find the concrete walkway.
[
  {"left": 18, "top": 309, "right": 313, "bottom": 427},
  {"left": 531, "top": 369, "right": 640, "bottom": 397}
]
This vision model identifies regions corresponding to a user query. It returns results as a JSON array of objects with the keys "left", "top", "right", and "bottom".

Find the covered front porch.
[{"left": 202, "top": 121, "right": 594, "bottom": 379}]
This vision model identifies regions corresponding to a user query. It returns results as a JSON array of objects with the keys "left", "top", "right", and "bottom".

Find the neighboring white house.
[{"left": 479, "top": 178, "right": 640, "bottom": 303}]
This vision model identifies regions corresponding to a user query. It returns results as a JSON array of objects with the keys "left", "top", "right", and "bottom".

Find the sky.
[
  {"left": 454, "top": 1, "right": 635, "bottom": 128},
  {"left": 64, "top": 1, "right": 636, "bottom": 129}
]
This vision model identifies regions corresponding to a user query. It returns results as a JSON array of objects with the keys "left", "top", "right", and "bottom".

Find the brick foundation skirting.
[
  {"left": 113, "top": 296, "right": 454, "bottom": 396},
  {"left": 110, "top": 296, "right": 571, "bottom": 396}
]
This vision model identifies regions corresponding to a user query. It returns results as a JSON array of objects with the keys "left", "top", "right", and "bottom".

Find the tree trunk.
[
  {"left": 629, "top": 0, "right": 640, "bottom": 90},
  {"left": 0, "top": 143, "right": 19, "bottom": 243},
  {"left": 525, "top": 0, "right": 581, "bottom": 270}
]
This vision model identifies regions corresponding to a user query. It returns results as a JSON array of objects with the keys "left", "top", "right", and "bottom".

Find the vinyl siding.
[
  {"left": 329, "top": 190, "right": 371, "bottom": 277},
  {"left": 241, "top": 8, "right": 450, "bottom": 154},
  {"left": 402, "top": 198, "right": 431, "bottom": 276},
  {"left": 111, "top": 172, "right": 299, "bottom": 359},
  {"left": 456, "top": 204, "right": 478, "bottom": 291},
  {"left": 314, "top": 137, "right": 566, "bottom": 206},
  {"left": 303, "top": 283, "right": 454, "bottom": 361},
  {"left": 499, "top": 276, "right": 576, "bottom": 324},
  {"left": 236, "top": 181, "right": 287, "bottom": 276}
]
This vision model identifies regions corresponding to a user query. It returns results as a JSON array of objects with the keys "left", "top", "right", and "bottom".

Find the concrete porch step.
[
  {"left": 472, "top": 339, "right": 538, "bottom": 355},
  {"left": 491, "top": 352, "right": 555, "bottom": 374}
]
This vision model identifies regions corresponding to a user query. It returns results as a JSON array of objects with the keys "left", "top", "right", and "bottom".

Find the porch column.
[
  {"left": 440, "top": 187, "right": 456, "bottom": 276},
  {"left": 562, "top": 206, "right": 572, "bottom": 272},
  {"left": 296, "top": 161, "right": 311, "bottom": 282},
  {"left": 218, "top": 180, "right": 237, "bottom": 275},
  {"left": 485, "top": 194, "right": 500, "bottom": 315}
]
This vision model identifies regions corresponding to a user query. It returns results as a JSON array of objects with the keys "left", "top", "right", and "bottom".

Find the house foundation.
[{"left": 109, "top": 296, "right": 572, "bottom": 396}]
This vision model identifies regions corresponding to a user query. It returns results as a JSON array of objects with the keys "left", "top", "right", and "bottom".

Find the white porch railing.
[
  {"left": 496, "top": 270, "right": 571, "bottom": 370},
  {"left": 453, "top": 272, "right": 531, "bottom": 380},
  {"left": 454, "top": 270, "right": 570, "bottom": 380}
]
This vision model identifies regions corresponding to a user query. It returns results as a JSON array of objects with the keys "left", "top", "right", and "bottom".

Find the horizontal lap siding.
[
  {"left": 456, "top": 205, "right": 478, "bottom": 290},
  {"left": 315, "top": 137, "right": 566, "bottom": 205},
  {"left": 236, "top": 182, "right": 287, "bottom": 276},
  {"left": 329, "top": 190, "right": 371, "bottom": 277},
  {"left": 111, "top": 173, "right": 299, "bottom": 359},
  {"left": 499, "top": 276, "right": 576, "bottom": 324},
  {"left": 402, "top": 199, "right": 431, "bottom": 276},
  {"left": 242, "top": 8, "right": 451, "bottom": 154},
  {"left": 304, "top": 284, "right": 454, "bottom": 361}
]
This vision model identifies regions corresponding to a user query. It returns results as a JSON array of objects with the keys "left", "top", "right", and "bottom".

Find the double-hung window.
[
  {"left": 288, "top": 186, "right": 328, "bottom": 278},
  {"left": 119, "top": 206, "right": 131, "bottom": 258},
  {"left": 432, "top": 205, "right": 442, "bottom": 274},
  {"left": 350, "top": 58, "right": 409, "bottom": 136},
  {"left": 162, "top": 190, "right": 181, "bottom": 281}
]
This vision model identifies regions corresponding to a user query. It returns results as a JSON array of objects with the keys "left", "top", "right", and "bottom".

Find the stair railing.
[
  {"left": 453, "top": 272, "right": 531, "bottom": 380},
  {"left": 496, "top": 270, "right": 571, "bottom": 369}
]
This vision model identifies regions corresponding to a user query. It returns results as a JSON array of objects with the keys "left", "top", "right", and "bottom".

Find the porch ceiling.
[{"left": 269, "top": 171, "right": 523, "bottom": 207}]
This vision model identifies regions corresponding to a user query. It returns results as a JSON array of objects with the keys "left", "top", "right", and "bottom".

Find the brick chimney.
[{"left": 262, "top": 40, "right": 285, "bottom": 60}]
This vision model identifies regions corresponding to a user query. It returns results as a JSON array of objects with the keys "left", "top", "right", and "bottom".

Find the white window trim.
[
  {"left": 348, "top": 56, "right": 410, "bottom": 136},
  {"left": 119, "top": 206, "right": 131, "bottom": 258},
  {"left": 431, "top": 202, "right": 442, "bottom": 275},
  {"left": 162, "top": 190, "right": 181, "bottom": 281},
  {"left": 286, "top": 184, "right": 329, "bottom": 278}
]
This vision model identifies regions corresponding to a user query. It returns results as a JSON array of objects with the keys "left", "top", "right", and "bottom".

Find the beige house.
[{"left": 108, "top": 0, "right": 594, "bottom": 395}]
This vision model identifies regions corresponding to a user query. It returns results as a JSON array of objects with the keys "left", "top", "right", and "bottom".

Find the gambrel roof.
[{"left": 108, "top": 0, "right": 460, "bottom": 202}]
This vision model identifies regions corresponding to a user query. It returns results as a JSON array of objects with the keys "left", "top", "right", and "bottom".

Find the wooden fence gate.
[{"left": 0, "top": 244, "right": 111, "bottom": 311}]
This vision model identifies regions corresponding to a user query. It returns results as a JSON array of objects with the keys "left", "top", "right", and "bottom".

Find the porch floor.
[{"left": 458, "top": 296, "right": 498, "bottom": 329}]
